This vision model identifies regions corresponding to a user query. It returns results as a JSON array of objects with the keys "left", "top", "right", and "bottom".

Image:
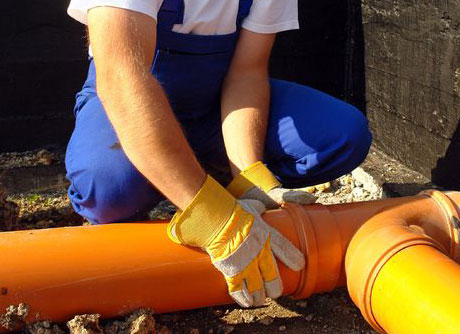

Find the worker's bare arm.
[
  {"left": 221, "top": 29, "right": 275, "bottom": 176},
  {"left": 88, "top": 7, "right": 205, "bottom": 210}
]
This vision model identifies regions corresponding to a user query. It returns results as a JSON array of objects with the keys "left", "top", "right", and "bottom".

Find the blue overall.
[{"left": 65, "top": 0, "right": 372, "bottom": 224}]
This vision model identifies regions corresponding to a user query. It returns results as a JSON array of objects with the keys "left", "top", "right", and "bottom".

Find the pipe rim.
[
  {"left": 346, "top": 212, "right": 447, "bottom": 333},
  {"left": 419, "top": 190, "right": 460, "bottom": 262},
  {"left": 364, "top": 238, "right": 444, "bottom": 333},
  {"left": 281, "top": 203, "right": 317, "bottom": 300}
]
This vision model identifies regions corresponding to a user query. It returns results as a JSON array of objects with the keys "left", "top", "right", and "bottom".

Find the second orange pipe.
[{"left": 0, "top": 191, "right": 459, "bottom": 331}]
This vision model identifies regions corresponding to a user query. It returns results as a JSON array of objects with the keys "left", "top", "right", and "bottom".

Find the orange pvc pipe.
[
  {"left": 346, "top": 190, "right": 460, "bottom": 333},
  {"left": 372, "top": 245, "right": 460, "bottom": 333},
  {"left": 0, "top": 191, "right": 459, "bottom": 332}
]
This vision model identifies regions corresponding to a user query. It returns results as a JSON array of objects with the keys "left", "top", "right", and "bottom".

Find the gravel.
[
  {"left": 0, "top": 149, "right": 63, "bottom": 170},
  {"left": 2, "top": 190, "right": 85, "bottom": 231}
]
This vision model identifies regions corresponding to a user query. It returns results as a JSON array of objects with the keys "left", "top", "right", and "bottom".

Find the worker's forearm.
[
  {"left": 98, "top": 71, "right": 206, "bottom": 210},
  {"left": 221, "top": 70, "right": 270, "bottom": 176}
]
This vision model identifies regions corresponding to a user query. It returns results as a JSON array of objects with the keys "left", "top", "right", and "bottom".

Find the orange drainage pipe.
[
  {"left": 372, "top": 245, "right": 460, "bottom": 333},
  {"left": 0, "top": 191, "right": 459, "bottom": 332},
  {"left": 346, "top": 191, "right": 460, "bottom": 333}
]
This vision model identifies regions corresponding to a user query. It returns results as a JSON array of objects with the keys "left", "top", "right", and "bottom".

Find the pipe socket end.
[{"left": 345, "top": 221, "right": 444, "bottom": 333}]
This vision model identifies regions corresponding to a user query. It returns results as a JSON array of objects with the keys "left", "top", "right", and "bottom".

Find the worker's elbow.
[
  {"left": 95, "top": 69, "right": 122, "bottom": 100},
  {"left": 95, "top": 66, "right": 147, "bottom": 102},
  {"left": 224, "top": 63, "right": 268, "bottom": 88}
]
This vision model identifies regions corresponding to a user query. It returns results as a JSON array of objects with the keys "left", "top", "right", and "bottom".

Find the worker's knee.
[
  {"left": 268, "top": 101, "right": 372, "bottom": 187},
  {"left": 304, "top": 103, "right": 372, "bottom": 180},
  {"left": 65, "top": 150, "right": 161, "bottom": 224},
  {"left": 309, "top": 103, "right": 372, "bottom": 182},
  {"left": 339, "top": 104, "right": 373, "bottom": 170}
]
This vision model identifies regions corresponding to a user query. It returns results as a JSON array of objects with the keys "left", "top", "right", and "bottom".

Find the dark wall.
[
  {"left": 0, "top": 0, "right": 364, "bottom": 152},
  {"left": 270, "top": 0, "right": 365, "bottom": 111},
  {"left": 3, "top": 0, "right": 459, "bottom": 188},
  {"left": 363, "top": 0, "right": 460, "bottom": 189},
  {"left": 0, "top": 0, "right": 88, "bottom": 152}
]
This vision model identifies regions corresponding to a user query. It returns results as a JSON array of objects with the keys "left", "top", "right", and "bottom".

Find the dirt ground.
[{"left": 0, "top": 149, "right": 381, "bottom": 334}]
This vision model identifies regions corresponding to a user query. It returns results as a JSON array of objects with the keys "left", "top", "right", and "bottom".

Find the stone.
[
  {"left": 352, "top": 187, "right": 365, "bottom": 198},
  {"left": 296, "top": 301, "right": 307, "bottom": 308},
  {"left": 351, "top": 168, "right": 380, "bottom": 195},
  {"left": 259, "top": 317, "right": 274, "bottom": 326}
]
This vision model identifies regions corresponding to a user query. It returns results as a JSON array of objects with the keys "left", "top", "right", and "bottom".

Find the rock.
[
  {"left": 315, "top": 182, "right": 331, "bottom": 192},
  {"left": 27, "top": 321, "right": 65, "bottom": 334},
  {"left": 104, "top": 309, "right": 155, "bottom": 334},
  {"left": 67, "top": 314, "right": 102, "bottom": 334},
  {"left": 36, "top": 149, "right": 55, "bottom": 166},
  {"left": 213, "top": 309, "right": 223, "bottom": 317},
  {"left": 0, "top": 303, "right": 30, "bottom": 330},
  {"left": 303, "top": 182, "right": 332, "bottom": 194},
  {"left": 242, "top": 313, "right": 255, "bottom": 323},
  {"left": 217, "top": 325, "right": 234, "bottom": 334},
  {"left": 352, "top": 187, "right": 365, "bottom": 198},
  {"left": 351, "top": 168, "right": 381, "bottom": 195},
  {"left": 339, "top": 174, "right": 354, "bottom": 186},
  {"left": 259, "top": 317, "right": 274, "bottom": 326},
  {"left": 296, "top": 301, "right": 307, "bottom": 308},
  {"left": 129, "top": 310, "right": 156, "bottom": 334},
  {"left": 304, "top": 186, "right": 316, "bottom": 193},
  {"left": 279, "top": 325, "right": 286, "bottom": 331}
]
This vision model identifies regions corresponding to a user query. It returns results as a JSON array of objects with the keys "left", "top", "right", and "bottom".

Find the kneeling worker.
[{"left": 65, "top": 0, "right": 372, "bottom": 307}]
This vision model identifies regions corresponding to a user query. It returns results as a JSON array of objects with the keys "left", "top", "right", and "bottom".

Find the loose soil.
[
  {"left": 0, "top": 150, "right": 62, "bottom": 170},
  {"left": 67, "top": 314, "right": 104, "bottom": 334},
  {"left": 28, "top": 321, "right": 65, "bottom": 334},
  {"left": 0, "top": 190, "right": 85, "bottom": 231},
  {"left": 0, "top": 304, "right": 30, "bottom": 331},
  {"left": 0, "top": 187, "right": 19, "bottom": 231},
  {"left": 104, "top": 309, "right": 155, "bottom": 334},
  {"left": 0, "top": 165, "right": 381, "bottom": 334}
]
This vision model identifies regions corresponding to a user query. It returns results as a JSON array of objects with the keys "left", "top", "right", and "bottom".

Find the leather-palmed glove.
[
  {"left": 167, "top": 175, "right": 305, "bottom": 307},
  {"left": 227, "top": 161, "right": 316, "bottom": 209}
]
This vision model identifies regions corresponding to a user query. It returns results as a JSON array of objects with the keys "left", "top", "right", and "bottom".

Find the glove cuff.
[
  {"left": 167, "top": 175, "right": 236, "bottom": 248},
  {"left": 227, "top": 161, "right": 281, "bottom": 198}
]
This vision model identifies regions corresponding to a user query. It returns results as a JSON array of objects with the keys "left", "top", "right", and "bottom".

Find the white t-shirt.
[{"left": 67, "top": 0, "right": 299, "bottom": 35}]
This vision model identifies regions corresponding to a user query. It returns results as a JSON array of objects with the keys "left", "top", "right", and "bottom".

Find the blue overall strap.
[
  {"left": 157, "top": 0, "right": 253, "bottom": 32},
  {"left": 237, "top": 0, "right": 254, "bottom": 27},
  {"left": 157, "top": 0, "right": 185, "bottom": 31},
  {"left": 155, "top": 0, "right": 254, "bottom": 53}
]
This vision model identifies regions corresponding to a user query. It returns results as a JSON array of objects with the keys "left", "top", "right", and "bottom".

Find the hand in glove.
[
  {"left": 227, "top": 161, "right": 316, "bottom": 209},
  {"left": 167, "top": 175, "right": 305, "bottom": 307}
]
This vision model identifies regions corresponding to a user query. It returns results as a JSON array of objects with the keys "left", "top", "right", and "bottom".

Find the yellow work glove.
[
  {"left": 227, "top": 161, "right": 316, "bottom": 209},
  {"left": 167, "top": 175, "right": 305, "bottom": 307}
]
